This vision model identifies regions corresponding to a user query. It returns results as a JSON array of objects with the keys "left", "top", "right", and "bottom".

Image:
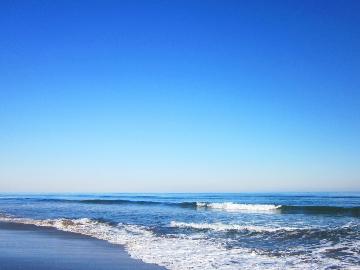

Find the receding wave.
[
  {"left": 0, "top": 214, "right": 359, "bottom": 270},
  {"left": 170, "top": 221, "right": 298, "bottom": 232},
  {"left": 170, "top": 221, "right": 360, "bottom": 238}
]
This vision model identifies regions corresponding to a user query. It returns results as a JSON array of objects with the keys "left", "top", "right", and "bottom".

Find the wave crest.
[{"left": 196, "top": 202, "right": 281, "bottom": 211}]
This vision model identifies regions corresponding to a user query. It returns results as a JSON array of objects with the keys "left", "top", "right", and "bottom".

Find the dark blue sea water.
[{"left": 0, "top": 193, "right": 359, "bottom": 269}]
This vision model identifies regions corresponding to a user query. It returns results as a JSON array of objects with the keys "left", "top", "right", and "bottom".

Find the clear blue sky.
[{"left": 1, "top": 0, "right": 359, "bottom": 192}]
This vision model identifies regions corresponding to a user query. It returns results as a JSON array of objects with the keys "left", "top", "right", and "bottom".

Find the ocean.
[{"left": 0, "top": 193, "right": 359, "bottom": 269}]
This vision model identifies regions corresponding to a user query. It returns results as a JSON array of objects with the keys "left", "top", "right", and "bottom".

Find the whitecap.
[{"left": 196, "top": 202, "right": 281, "bottom": 212}]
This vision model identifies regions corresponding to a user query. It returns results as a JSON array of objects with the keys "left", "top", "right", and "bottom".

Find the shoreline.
[{"left": 0, "top": 221, "right": 167, "bottom": 270}]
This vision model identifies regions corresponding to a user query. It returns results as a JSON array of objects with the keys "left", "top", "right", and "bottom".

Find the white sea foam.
[
  {"left": 196, "top": 202, "right": 281, "bottom": 212},
  {"left": 0, "top": 214, "right": 358, "bottom": 270},
  {"left": 170, "top": 221, "right": 297, "bottom": 232}
]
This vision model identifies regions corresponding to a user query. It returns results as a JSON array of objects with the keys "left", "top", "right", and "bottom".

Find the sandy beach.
[{"left": 0, "top": 222, "right": 166, "bottom": 270}]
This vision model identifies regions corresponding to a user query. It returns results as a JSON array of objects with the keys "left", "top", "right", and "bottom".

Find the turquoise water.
[{"left": 0, "top": 193, "right": 359, "bottom": 269}]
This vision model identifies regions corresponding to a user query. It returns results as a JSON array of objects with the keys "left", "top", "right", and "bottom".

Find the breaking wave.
[
  {"left": 196, "top": 202, "right": 281, "bottom": 211},
  {"left": 12, "top": 198, "right": 360, "bottom": 216}
]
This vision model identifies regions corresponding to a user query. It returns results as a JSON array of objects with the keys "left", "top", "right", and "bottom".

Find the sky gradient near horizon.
[{"left": 1, "top": 0, "right": 359, "bottom": 192}]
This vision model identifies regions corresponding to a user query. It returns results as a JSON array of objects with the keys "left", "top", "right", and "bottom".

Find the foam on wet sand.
[{"left": 0, "top": 221, "right": 166, "bottom": 270}]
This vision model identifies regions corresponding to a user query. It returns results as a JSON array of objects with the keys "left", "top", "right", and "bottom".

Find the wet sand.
[{"left": 0, "top": 222, "right": 167, "bottom": 270}]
